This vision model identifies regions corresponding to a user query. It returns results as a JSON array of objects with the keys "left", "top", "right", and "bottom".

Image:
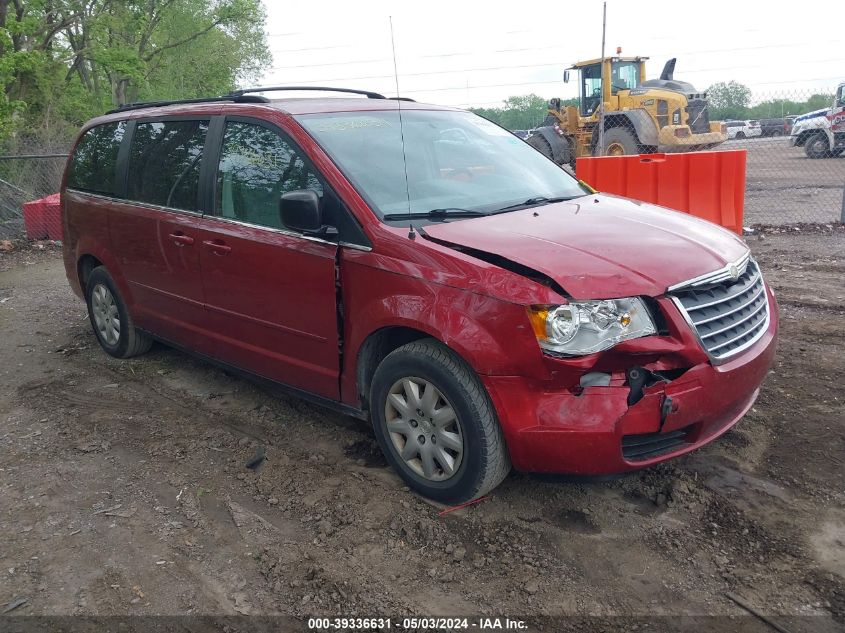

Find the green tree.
[
  {"left": 706, "top": 80, "right": 752, "bottom": 120},
  {"left": 62, "top": 0, "right": 269, "bottom": 107},
  {"left": 470, "top": 94, "right": 578, "bottom": 130},
  {"left": 0, "top": 0, "right": 270, "bottom": 145}
]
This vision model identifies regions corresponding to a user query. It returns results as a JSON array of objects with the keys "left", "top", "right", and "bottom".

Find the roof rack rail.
[
  {"left": 389, "top": 97, "right": 416, "bottom": 102},
  {"left": 228, "top": 86, "right": 386, "bottom": 100},
  {"left": 106, "top": 94, "right": 269, "bottom": 115}
]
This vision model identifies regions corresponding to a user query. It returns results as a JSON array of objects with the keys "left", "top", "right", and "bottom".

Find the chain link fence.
[
  {"left": 518, "top": 86, "right": 845, "bottom": 226},
  {"left": 0, "top": 149, "right": 67, "bottom": 240}
]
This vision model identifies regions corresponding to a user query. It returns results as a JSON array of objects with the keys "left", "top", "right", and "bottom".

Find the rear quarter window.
[{"left": 67, "top": 122, "right": 126, "bottom": 195}]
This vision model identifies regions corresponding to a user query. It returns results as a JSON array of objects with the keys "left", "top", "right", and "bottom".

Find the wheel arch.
[
  {"left": 349, "top": 293, "right": 539, "bottom": 414},
  {"left": 603, "top": 110, "right": 658, "bottom": 147},
  {"left": 71, "top": 238, "right": 134, "bottom": 306},
  {"left": 77, "top": 254, "right": 103, "bottom": 294},
  {"left": 794, "top": 128, "right": 827, "bottom": 147},
  {"left": 356, "top": 325, "right": 433, "bottom": 413}
]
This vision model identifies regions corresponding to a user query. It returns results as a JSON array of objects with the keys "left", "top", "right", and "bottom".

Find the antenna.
[
  {"left": 389, "top": 16, "right": 415, "bottom": 240},
  {"left": 597, "top": 1, "right": 607, "bottom": 157}
]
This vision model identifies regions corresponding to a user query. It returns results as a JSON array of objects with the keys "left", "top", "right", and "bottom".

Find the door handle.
[
  {"left": 169, "top": 232, "right": 194, "bottom": 246},
  {"left": 202, "top": 239, "right": 232, "bottom": 255}
]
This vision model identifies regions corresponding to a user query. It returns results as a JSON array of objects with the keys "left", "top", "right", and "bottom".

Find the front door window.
[{"left": 215, "top": 121, "right": 323, "bottom": 229}]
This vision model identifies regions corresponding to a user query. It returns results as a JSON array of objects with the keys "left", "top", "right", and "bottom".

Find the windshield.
[{"left": 296, "top": 109, "right": 588, "bottom": 222}]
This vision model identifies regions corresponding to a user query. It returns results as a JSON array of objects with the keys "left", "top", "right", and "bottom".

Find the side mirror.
[
  {"left": 280, "top": 189, "right": 323, "bottom": 234},
  {"left": 563, "top": 70, "right": 570, "bottom": 84}
]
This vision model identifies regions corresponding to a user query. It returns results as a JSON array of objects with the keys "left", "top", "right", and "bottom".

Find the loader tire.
[
  {"left": 599, "top": 127, "right": 639, "bottom": 156},
  {"left": 527, "top": 132, "right": 555, "bottom": 162}
]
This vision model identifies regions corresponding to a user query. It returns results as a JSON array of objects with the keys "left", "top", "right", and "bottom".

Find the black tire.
[
  {"left": 832, "top": 148, "right": 844, "bottom": 157},
  {"left": 771, "top": 130, "right": 783, "bottom": 137},
  {"left": 370, "top": 339, "right": 510, "bottom": 503},
  {"left": 85, "top": 266, "right": 152, "bottom": 359},
  {"left": 736, "top": 131, "right": 746, "bottom": 139},
  {"left": 805, "top": 132, "right": 831, "bottom": 159},
  {"left": 599, "top": 127, "right": 638, "bottom": 156},
  {"left": 527, "top": 132, "right": 554, "bottom": 161}
]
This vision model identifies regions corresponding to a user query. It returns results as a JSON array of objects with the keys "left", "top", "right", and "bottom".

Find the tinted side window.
[
  {"left": 67, "top": 122, "right": 126, "bottom": 195},
  {"left": 215, "top": 121, "right": 323, "bottom": 229},
  {"left": 127, "top": 120, "right": 208, "bottom": 211}
]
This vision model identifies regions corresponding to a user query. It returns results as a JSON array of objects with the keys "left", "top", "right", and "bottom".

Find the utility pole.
[{"left": 597, "top": 1, "right": 607, "bottom": 157}]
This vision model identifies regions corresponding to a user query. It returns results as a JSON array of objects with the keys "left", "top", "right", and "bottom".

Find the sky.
[{"left": 258, "top": 0, "right": 845, "bottom": 108}]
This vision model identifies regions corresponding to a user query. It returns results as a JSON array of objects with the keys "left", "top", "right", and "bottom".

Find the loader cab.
[
  {"left": 568, "top": 57, "right": 647, "bottom": 118},
  {"left": 579, "top": 63, "right": 603, "bottom": 117},
  {"left": 835, "top": 83, "right": 845, "bottom": 108}
]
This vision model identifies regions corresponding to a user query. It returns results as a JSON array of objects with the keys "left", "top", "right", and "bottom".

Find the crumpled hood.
[{"left": 421, "top": 194, "right": 749, "bottom": 300}]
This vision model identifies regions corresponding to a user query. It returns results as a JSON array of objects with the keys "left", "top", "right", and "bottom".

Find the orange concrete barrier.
[{"left": 576, "top": 150, "right": 746, "bottom": 235}]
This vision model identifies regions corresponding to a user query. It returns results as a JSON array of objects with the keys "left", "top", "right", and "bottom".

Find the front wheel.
[
  {"left": 370, "top": 340, "right": 510, "bottom": 503},
  {"left": 527, "top": 132, "right": 555, "bottom": 162},
  {"left": 598, "top": 127, "right": 638, "bottom": 156},
  {"left": 736, "top": 131, "right": 746, "bottom": 139},
  {"left": 805, "top": 132, "right": 831, "bottom": 158}
]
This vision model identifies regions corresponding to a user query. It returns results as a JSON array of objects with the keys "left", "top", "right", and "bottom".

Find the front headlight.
[{"left": 527, "top": 298, "right": 657, "bottom": 356}]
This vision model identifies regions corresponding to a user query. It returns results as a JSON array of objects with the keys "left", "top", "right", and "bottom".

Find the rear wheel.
[
  {"left": 599, "top": 127, "right": 638, "bottom": 156},
  {"left": 736, "top": 131, "right": 746, "bottom": 139},
  {"left": 805, "top": 132, "right": 831, "bottom": 158},
  {"left": 527, "top": 132, "right": 554, "bottom": 161},
  {"left": 370, "top": 340, "right": 510, "bottom": 503},
  {"left": 85, "top": 266, "right": 152, "bottom": 359}
]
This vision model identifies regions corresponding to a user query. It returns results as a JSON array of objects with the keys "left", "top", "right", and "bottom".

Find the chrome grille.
[{"left": 670, "top": 256, "right": 769, "bottom": 361}]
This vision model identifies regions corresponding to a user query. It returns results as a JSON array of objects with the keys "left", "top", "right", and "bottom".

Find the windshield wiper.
[
  {"left": 382, "top": 207, "right": 488, "bottom": 221},
  {"left": 492, "top": 195, "right": 584, "bottom": 214}
]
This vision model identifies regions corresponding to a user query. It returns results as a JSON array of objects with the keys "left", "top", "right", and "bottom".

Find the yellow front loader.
[{"left": 528, "top": 56, "right": 728, "bottom": 166}]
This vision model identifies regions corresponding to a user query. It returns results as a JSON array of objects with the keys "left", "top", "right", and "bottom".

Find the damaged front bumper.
[{"left": 482, "top": 290, "right": 778, "bottom": 475}]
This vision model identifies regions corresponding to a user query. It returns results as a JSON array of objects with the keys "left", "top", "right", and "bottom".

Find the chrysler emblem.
[{"left": 729, "top": 264, "right": 739, "bottom": 280}]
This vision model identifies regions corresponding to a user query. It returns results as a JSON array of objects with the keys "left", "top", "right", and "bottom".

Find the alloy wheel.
[{"left": 91, "top": 283, "right": 120, "bottom": 346}]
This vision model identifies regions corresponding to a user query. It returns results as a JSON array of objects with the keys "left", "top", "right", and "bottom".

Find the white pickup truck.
[{"left": 789, "top": 82, "right": 845, "bottom": 158}]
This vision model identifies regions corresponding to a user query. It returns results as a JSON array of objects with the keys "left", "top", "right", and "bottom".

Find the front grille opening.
[
  {"left": 622, "top": 425, "right": 694, "bottom": 462},
  {"left": 671, "top": 258, "right": 769, "bottom": 361},
  {"left": 686, "top": 99, "right": 711, "bottom": 134}
]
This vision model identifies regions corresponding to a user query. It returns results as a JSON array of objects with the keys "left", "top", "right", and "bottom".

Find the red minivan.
[{"left": 61, "top": 87, "right": 778, "bottom": 503}]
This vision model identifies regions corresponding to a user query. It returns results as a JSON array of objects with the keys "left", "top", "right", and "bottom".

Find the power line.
[
  {"left": 265, "top": 61, "right": 567, "bottom": 85},
  {"left": 264, "top": 39, "right": 825, "bottom": 73},
  {"left": 263, "top": 49, "right": 842, "bottom": 90}
]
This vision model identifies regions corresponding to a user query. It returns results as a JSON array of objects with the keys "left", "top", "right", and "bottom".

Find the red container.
[
  {"left": 576, "top": 150, "right": 746, "bottom": 235},
  {"left": 22, "top": 193, "right": 62, "bottom": 241}
]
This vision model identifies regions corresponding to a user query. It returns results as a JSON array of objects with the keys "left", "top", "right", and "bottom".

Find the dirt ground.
[
  {"left": 1, "top": 232, "right": 844, "bottom": 632},
  {"left": 725, "top": 137, "right": 845, "bottom": 225}
]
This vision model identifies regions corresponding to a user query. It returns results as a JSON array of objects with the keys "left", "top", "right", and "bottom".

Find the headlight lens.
[{"left": 527, "top": 298, "right": 657, "bottom": 356}]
